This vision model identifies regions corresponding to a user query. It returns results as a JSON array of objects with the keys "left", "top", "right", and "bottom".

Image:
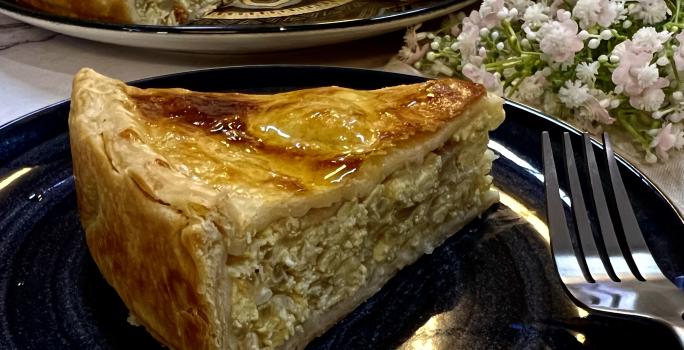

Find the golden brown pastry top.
[
  {"left": 69, "top": 68, "right": 494, "bottom": 230},
  {"left": 17, "top": 0, "right": 134, "bottom": 23},
  {"left": 126, "top": 79, "right": 485, "bottom": 195}
]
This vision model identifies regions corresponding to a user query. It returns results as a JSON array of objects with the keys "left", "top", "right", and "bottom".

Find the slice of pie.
[
  {"left": 69, "top": 68, "right": 505, "bottom": 349},
  {"left": 18, "top": 0, "right": 221, "bottom": 24}
]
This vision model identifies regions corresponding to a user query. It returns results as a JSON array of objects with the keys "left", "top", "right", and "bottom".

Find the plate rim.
[
  {"left": 1, "top": 64, "right": 682, "bottom": 224},
  {"left": 0, "top": 0, "right": 468, "bottom": 34}
]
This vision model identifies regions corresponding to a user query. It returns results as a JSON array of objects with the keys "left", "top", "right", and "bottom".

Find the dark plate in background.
[
  {"left": 0, "top": 0, "right": 476, "bottom": 52},
  {"left": 1, "top": 66, "right": 683, "bottom": 349}
]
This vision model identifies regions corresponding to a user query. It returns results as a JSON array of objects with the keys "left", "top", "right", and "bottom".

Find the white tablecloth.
[{"left": 1, "top": 13, "right": 682, "bottom": 214}]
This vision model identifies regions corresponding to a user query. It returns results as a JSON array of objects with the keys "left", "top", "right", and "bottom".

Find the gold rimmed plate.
[{"left": 0, "top": 0, "right": 476, "bottom": 52}]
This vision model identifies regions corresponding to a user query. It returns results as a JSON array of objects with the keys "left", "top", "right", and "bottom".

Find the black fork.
[{"left": 542, "top": 131, "right": 684, "bottom": 346}]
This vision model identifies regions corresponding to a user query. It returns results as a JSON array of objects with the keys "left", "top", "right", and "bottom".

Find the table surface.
[{"left": 1, "top": 12, "right": 683, "bottom": 215}]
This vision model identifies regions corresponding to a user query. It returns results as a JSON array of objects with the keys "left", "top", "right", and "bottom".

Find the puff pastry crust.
[
  {"left": 18, "top": 0, "right": 221, "bottom": 24},
  {"left": 68, "top": 68, "right": 505, "bottom": 350}
]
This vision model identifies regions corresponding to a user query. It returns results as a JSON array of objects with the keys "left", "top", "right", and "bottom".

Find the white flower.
[
  {"left": 462, "top": 63, "right": 503, "bottom": 95},
  {"left": 523, "top": 25, "right": 538, "bottom": 41},
  {"left": 673, "top": 124, "right": 684, "bottom": 149},
  {"left": 505, "top": 0, "right": 531, "bottom": 17},
  {"left": 631, "top": 27, "right": 672, "bottom": 54},
  {"left": 538, "top": 10, "right": 584, "bottom": 64},
  {"left": 629, "top": 0, "right": 671, "bottom": 24},
  {"left": 669, "top": 111, "right": 684, "bottom": 122},
  {"left": 611, "top": 41, "right": 668, "bottom": 100},
  {"left": 399, "top": 24, "right": 430, "bottom": 65},
  {"left": 480, "top": 0, "right": 506, "bottom": 28},
  {"left": 576, "top": 61, "right": 600, "bottom": 84},
  {"left": 611, "top": 41, "right": 628, "bottom": 59},
  {"left": 674, "top": 32, "right": 684, "bottom": 71},
  {"left": 666, "top": 92, "right": 684, "bottom": 122},
  {"left": 634, "top": 63, "right": 660, "bottom": 88},
  {"left": 613, "top": 0, "right": 629, "bottom": 21},
  {"left": 514, "top": 71, "right": 547, "bottom": 103},
  {"left": 523, "top": 3, "right": 550, "bottom": 27},
  {"left": 650, "top": 123, "right": 677, "bottom": 160},
  {"left": 572, "top": 0, "right": 619, "bottom": 29},
  {"left": 630, "top": 85, "right": 666, "bottom": 111},
  {"left": 559, "top": 80, "right": 592, "bottom": 108},
  {"left": 456, "top": 12, "right": 482, "bottom": 64},
  {"left": 578, "top": 96, "right": 615, "bottom": 124}
]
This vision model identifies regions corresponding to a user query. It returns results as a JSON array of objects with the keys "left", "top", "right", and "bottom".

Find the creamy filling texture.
[{"left": 223, "top": 130, "right": 495, "bottom": 349}]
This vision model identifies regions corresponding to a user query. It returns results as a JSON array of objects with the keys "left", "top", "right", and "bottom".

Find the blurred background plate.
[
  {"left": 0, "top": 0, "right": 475, "bottom": 52},
  {"left": 1, "top": 66, "right": 683, "bottom": 349}
]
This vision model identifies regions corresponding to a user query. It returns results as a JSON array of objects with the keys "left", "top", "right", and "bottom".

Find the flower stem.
[
  {"left": 670, "top": 53, "right": 682, "bottom": 84},
  {"left": 484, "top": 57, "right": 522, "bottom": 69},
  {"left": 617, "top": 114, "right": 650, "bottom": 149},
  {"left": 502, "top": 21, "right": 523, "bottom": 55}
]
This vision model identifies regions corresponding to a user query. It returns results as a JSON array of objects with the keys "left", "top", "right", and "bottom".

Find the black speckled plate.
[
  {"left": 0, "top": 0, "right": 476, "bottom": 52},
  {"left": 1, "top": 66, "right": 683, "bottom": 350}
]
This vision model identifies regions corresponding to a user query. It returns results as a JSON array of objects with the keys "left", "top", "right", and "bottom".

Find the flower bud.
[
  {"left": 609, "top": 55, "right": 620, "bottom": 63},
  {"left": 578, "top": 30, "right": 590, "bottom": 40},
  {"left": 497, "top": 9, "right": 509, "bottom": 19},
  {"left": 480, "top": 28, "right": 490, "bottom": 37},
  {"left": 496, "top": 42, "right": 505, "bottom": 50},
  {"left": 427, "top": 33, "right": 435, "bottom": 39},
  {"left": 656, "top": 56, "right": 670, "bottom": 66},
  {"left": 510, "top": 8, "right": 519, "bottom": 17},
  {"left": 426, "top": 52, "right": 438, "bottom": 61},
  {"left": 521, "top": 38, "right": 530, "bottom": 48},
  {"left": 600, "top": 30, "right": 613, "bottom": 40},
  {"left": 588, "top": 39, "right": 600, "bottom": 49},
  {"left": 610, "top": 99, "right": 621, "bottom": 109},
  {"left": 673, "top": 91, "right": 684, "bottom": 101},
  {"left": 491, "top": 31, "right": 500, "bottom": 40},
  {"left": 431, "top": 42, "right": 440, "bottom": 50},
  {"left": 623, "top": 20, "right": 632, "bottom": 29},
  {"left": 450, "top": 42, "right": 459, "bottom": 51},
  {"left": 598, "top": 55, "right": 608, "bottom": 63}
]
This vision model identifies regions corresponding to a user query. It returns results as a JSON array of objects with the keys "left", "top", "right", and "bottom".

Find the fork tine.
[
  {"left": 603, "top": 133, "right": 661, "bottom": 280},
  {"left": 542, "top": 132, "right": 590, "bottom": 283},
  {"left": 562, "top": 133, "right": 610, "bottom": 282},
  {"left": 582, "top": 134, "right": 633, "bottom": 281}
]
